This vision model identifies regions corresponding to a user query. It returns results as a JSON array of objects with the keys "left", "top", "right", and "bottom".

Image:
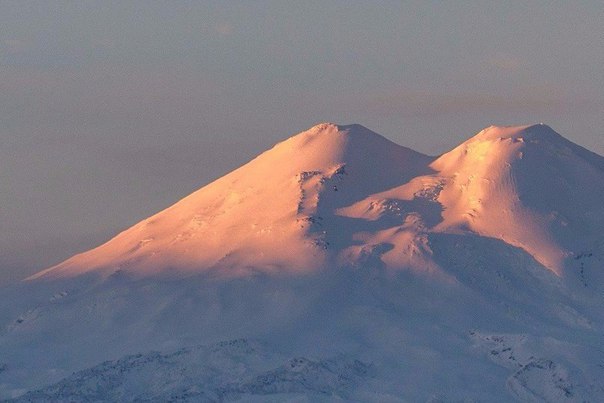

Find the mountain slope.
[{"left": 13, "top": 339, "right": 373, "bottom": 402}]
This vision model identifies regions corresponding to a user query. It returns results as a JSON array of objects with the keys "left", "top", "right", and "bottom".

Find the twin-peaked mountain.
[
  {"left": 3, "top": 123, "right": 604, "bottom": 401},
  {"left": 32, "top": 122, "right": 604, "bottom": 282}
]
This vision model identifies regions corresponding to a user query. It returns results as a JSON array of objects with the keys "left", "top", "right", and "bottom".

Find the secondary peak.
[{"left": 473, "top": 123, "right": 561, "bottom": 143}]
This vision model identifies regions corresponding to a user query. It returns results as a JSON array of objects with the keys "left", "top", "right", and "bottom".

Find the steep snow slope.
[{"left": 1, "top": 122, "right": 604, "bottom": 401}]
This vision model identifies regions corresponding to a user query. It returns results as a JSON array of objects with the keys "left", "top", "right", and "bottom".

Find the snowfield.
[{"left": 1, "top": 123, "right": 603, "bottom": 401}]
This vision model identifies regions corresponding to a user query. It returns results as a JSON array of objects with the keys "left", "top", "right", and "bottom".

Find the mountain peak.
[
  {"left": 268, "top": 123, "right": 428, "bottom": 177},
  {"left": 306, "top": 122, "right": 341, "bottom": 132},
  {"left": 307, "top": 122, "right": 369, "bottom": 133},
  {"left": 433, "top": 123, "right": 573, "bottom": 173},
  {"left": 294, "top": 122, "right": 390, "bottom": 144},
  {"left": 472, "top": 123, "right": 562, "bottom": 143}
]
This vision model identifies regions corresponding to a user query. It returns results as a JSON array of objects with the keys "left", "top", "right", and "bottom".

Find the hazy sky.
[{"left": 1, "top": 1, "right": 603, "bottom": 284}]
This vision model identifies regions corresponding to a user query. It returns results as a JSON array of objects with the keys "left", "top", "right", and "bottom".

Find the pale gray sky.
[{"left": 1, "top": 1, "right": 603, "bottom": 284}]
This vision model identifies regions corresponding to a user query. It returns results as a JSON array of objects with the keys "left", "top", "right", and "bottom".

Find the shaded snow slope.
[
  {"left": 2, "top": 122, "right": 604, "bottom": 401},
  {"left": 12, "top": 339, "right": 373, "bottom": 402}
]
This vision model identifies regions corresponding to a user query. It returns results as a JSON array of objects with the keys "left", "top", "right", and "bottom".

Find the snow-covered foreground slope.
[
  {"left": 12, "top": 339, "right": 374, "bottom": 402},
  {"left": 1, "top": 123, "right": 604, "bottom": 401}
]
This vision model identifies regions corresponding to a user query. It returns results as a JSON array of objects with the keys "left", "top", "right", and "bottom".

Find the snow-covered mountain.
[
  {"left": 30, "top": 123, "right": 603, "bottom": 281},
  {"left": 1, "top": 123, "right": 603, "bottom": 401}
]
